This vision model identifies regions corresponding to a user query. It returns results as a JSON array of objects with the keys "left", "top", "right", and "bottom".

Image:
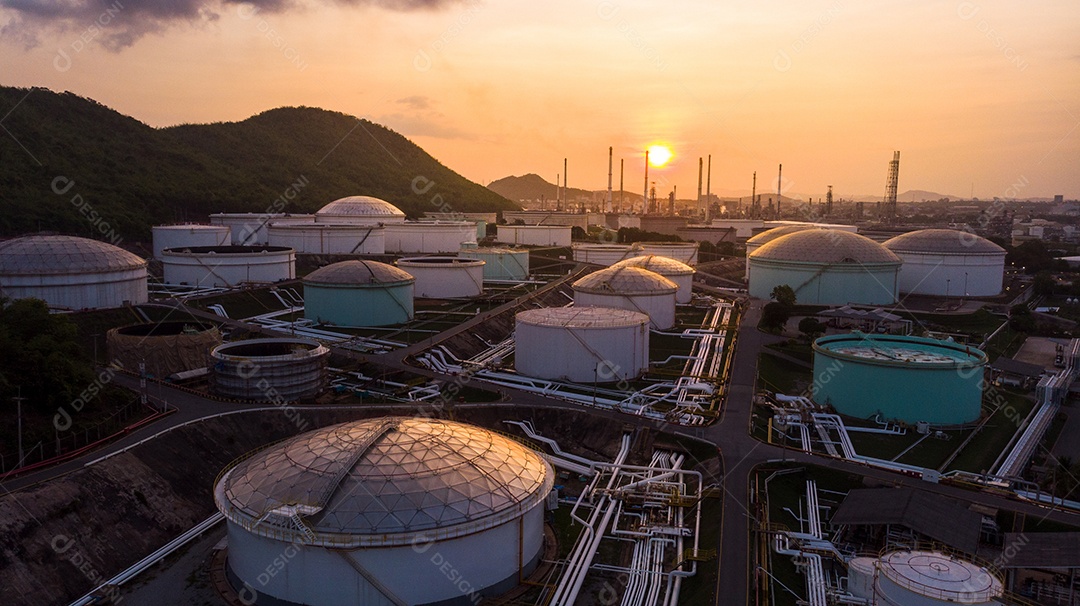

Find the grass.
[
  {"left": 947, "top": 388, "right": 1036, "bottom": 474},
  {"left": 765, "top": 340, "right": 814, "bottom": 364},
  {"left": 757, "top": 353, "right": 813, "bottom": 396},
  {"left": 985, "top": 325, "right": 1028, "bottom": 360},
  {"left": 188, "top": 285, "right": 296, "bottom": 319}
]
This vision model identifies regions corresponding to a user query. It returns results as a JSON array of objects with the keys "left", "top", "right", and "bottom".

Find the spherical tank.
[
  {"left": 515, "top": 306, "right": 650, "bottom": 383},
  {"left": 303, "top": 260, "right": 414, "bottom": 327},
  {"left": 572, "top": 266, "right": 678, "bottom": 329},
  {"left": 0, "top": 235, "right": 148, "bottom": 310},
  {"left": 812, "top": 333, "right": 986, "bottom": 424},
  {"left": 395, "top": 257, "right": 485, "bottom": 298},
  {"left": 215, "top": 417, "right": 553, "bottom": 606}
]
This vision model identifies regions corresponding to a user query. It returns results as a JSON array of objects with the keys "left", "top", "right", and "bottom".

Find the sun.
[{"left": 647, "top": 145, "right": 673, "bottom": 167}]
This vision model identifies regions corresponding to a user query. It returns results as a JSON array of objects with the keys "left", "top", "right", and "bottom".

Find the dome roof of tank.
[
  {"left": 517, "top": 306, "right": 650, "bottom": 328},
  {"left": 215, "top": 417, "right": 553, "bottom": 543},
  {"left": 303, "top": 260, "right": 413, "bottom": 285},
  {"left": 883, "top": 229, "right": 1005, "bottom": 255},
  {"left": 745, "top": 224, "right": 817, "bottom": 245},
  {"left": 573, "top": 266, "right": 678, "bottom": 295},
  {"left": 316, "top": 196, "right": 405, "bottom": 218},
  {"left": 750, "top": 230, "right": 901, "bottom": 265},
  {"left": 610, "top": 255, "right": 695, "bottom": 275},
  {"left": 0, "top": 235, "right": 146, "bottom": 275}
]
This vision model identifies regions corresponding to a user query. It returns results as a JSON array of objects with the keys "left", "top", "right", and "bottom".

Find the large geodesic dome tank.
[
  {"left": 215, "top": 417, "right": 554, "bottom": 606},
  {"left": 748, "top": 229, "right": 901, "bottom": 306},
  {"left": 812, "top": 333, "right": 987, "bottom": 424},
  {"left": 0, "top": 235, "right": 148, "bottom": 310},
  {"left": 315, "top": 196, "right": 406, "bottom": 225},
  {"left": 884, "top": 229, "right": 1006, "bottom": 297}
]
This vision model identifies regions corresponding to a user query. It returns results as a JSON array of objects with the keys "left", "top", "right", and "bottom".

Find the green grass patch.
[
  {"left": 757, "top": 353, "right": 813, "bottom": 396},
  {"left": 765, "top": 340, "right": 814, "bottom": 364},
  {"left": 947, "top": 388, "right": 1036, "bottom": 474}
]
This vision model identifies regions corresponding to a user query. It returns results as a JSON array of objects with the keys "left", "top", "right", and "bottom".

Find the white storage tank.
[
  {"left": 396, "top": 256, "right": 485, "bottom": 298},
  {"left": 459, "top": 247, "right": 530, "bottom": 281},
  {"left": 152, "top": 224, "right": 231, "bottom": 259},
  {"left": 515, "top": 306, "right": 650, "bottom": 382},
  {"left": 883, "top": 229, "right": 1006, "bottom": 297},
  {"left": 572, "top": 266, "right": 678, "bottom": 330},
  {"left": 267, "top": 223, "right": 385, "bottom": 255},
  {"left": 209, "top": 337, "right": 329, "bottom": 400},
  {"left": 215, "top": 417, "right": 553, "bottom": 606},
  {"left": 210, "top": 213, "right": 286, "bottom": 245},
  {"left": 848, "top": 550, "right": 1004, "bottom": 606},
  {"left": 633, "top": 242, "right": 699, "bottom": 266},
  {"left": 571, "top": 243, "right": 640, "bottom": 266},
  {"left": 611, "top": 255, "right": 696, "bottom": 304},
  {"left": 161, "top": 245, "right": 296, "bottom": 287},
  {"left": 0, "top": 235, "right": 148, "bottom": 310},
  {"left": 303, "top": 260, "right": 414, "bottom": 327},
  {"left": 315, "top": 195, "right": 406, "bottom": 225},
  {"left": 384, "top": 221, "right": 477, "bottom": 253},
  {"left": 744, "top": 224, "right": 817, "bottom": 273},
  {"left": 497, "top": 225, "right": 572, "bottom": 247}
]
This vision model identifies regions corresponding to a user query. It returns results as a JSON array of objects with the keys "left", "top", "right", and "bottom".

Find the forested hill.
[{"left": 0, "top": 86, "right": 515, "bottom": 241}]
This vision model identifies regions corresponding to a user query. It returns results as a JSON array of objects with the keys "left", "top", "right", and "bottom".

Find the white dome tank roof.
[
  {"left": 751, "top": 229, "right": 901, "bottom": 265},
  {"left": 304, "top": 260, "right": 413, "bottom": 285},
  {"left": 611, "top": 255, "right": 695, "bottom": 276},
  {"left": 216, "top": 417, "right": 552, "bottom": 544},
  {"left": 573, "top": 266, "right": 678, "bottom": 295},
  {"left": 0, "top": 235, "right": 146, "bottom": 274},
  {"left": 884, "top": 228, "right": 1005, "bottom": 255},
  {"left": 517, "top": 306, "right": 650, "bottom": 328},
  {"left": 316, "top": 196, "right": 405, "bottom": 218},
  {"left": 745, "top": 224, "right": 817, "bottom": 246}
]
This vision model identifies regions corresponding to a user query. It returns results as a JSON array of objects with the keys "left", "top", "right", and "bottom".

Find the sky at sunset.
[{"left": 2, "top": 0, "right": 1078, "bottom": 200}]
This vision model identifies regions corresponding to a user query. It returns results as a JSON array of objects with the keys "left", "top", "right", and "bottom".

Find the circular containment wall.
[
  {"left": 0, "top": 234, "right": 148, "bottom": 310},
  {"left": 395, "top": 256, "right": 485, "bottom": 298},
  {"left": 883, "top": 229, "right": 1006, "bottom": 297},
  {"left": 747, "top": 229, "right": 901, "bottom": 306},
  {"left": 459, "top": 247, "right": 530, "bottom": 281},
  {"left": 266, "top": 223, "right": 385, "bottom": 255},
  {"left": 812, "top": 333, "right": 987, "bottom": 425},
  {"left": 571, "top": 243, "right": 639, "bottom": 267},
  {"left": 151, "top": 224, "right": 231, "bottom": 259},
  {"left": 633, "top": 242, "right": 699, "bottom": 266},
  {"left": 610, "top": 255, "right": 696, "bottom": 304},
  {"left": 106, "top": 321, "right": 221, "bottom": 378},
  {"left": 303, "top": 260, "right": 414, "bottom": 327},
  {"left": 209, "top": 338, "right": 329, "bottom": 401},
  {"left": 572, "top": 265, "right": 678, "bottom": 330},
  {"left": 160, "top": 246, "right": 296, "bottom": 288},
  {"left": 515, "top": 306, "right": 650, "bottom": 383},
  {"left": 214, "top": 417, "right": 553, "bottom": 606}
]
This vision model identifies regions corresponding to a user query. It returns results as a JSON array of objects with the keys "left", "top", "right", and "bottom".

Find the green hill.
[{"left": 0, "top": 86, "right": 516, "bottom": 242}]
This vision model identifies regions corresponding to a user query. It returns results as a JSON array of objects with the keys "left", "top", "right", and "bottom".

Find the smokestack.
[
  {"left": 751, "top": 171, "right": 757, "bottom": 218},
  {"left": 643, "top": 149, "right": 649, "bottom": 215},
  {"left": 669, "top": 186, "right": 676, "bottom": 216},
  {"left": 706, "top": 155, "right": 712, "bottom": 223},
  {"left": 619, "top": 159, "right": 624, "bottom": 211},
  {"left": 563, "top": 158, "right": 568, "bottom": 212},
  {"left": 556, "top": 174, "right": 560, "bottom": 211},
  {"left": 777, "top": 163, "right": 782, "bottom": 218},
  {"left": 607, "top": 147, "right": 613, "bottom": 214},
  {"left": 697, "top": 158, "right": 703, "bottom": 216}
]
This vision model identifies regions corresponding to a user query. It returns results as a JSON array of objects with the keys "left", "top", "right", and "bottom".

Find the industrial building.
[
  {"left": 497, "top": 224, "right": 572, "bottom": 247},
  {"left": 610, "top": 255, "right": 695, "bottom": 304},
  {"left": 0, "top": 234, "right": 148, "bottom": 310},
  {"left": 214, "top": 417, "right": 553, "bottom": 605},
  {"left": 748, "top": 230, "right": 901, "bottom": 306},
  {"left": 812, "top": 333, "right": 987, "bottom": 424},
  {"left": 266, "top": 223, "right": 385, "bottom": 255},
  {"left": 458, "top": 247, "right": 529, "bottom": 281},
  {"left": 515, "top": 306, "right": 650, "bottom": 382},
  {"left": 106, "top": 321, "right": 221, "bottom": 378},
  {"left": 884, "top": 228, "right": 1006, "bottom": 297},
  {"left": 572, "top": 266, "right": 678, "bottom": 329},
  {"left": 847, "top": 549, "right": 1003, "bottom": 605},
  {"left": 315, "top": 195, "right": 407, "bottom": 224},
  {"left": 160, "top": 245, "right": 296, "bottom": 287},
  {"left": 302, "top": 260, "right": 414, "bottom": 327},
  {"left": 151, "top": 224, "right": 230, "bottom": 259},
  {"left": 571, "top": 243, "right": 638, "bottom": 266},
  {"left": 396, "top": 256, "right": 485, "bottom": 298},
  {"left": 209, "top": 338, "right": 329, "bottom": 400}
]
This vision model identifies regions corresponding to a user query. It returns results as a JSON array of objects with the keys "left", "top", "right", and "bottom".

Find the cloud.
[
  {"left": 396, "top": 95, "right": 431, "bottom": 110},
  {"left": 375, "top": 111, "right": 474, "bottom": 140},
  {"left": 1, "top": 0, "right": 463, "bottom": 49}
]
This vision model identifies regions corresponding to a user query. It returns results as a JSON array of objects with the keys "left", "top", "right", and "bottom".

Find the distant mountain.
[
  {"left": 0, "top": 86, "right": 516, "bottom": 241},
  {"left": 489, "top": 173, "right": 644, "bottom": 205}
]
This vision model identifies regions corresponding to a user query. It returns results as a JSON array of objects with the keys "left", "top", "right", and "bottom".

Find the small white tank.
[
  {"left": 396, "top": 256, "right": 485, "bottom": 298},
  {"left": 610, "top": 255, "right": 695, "bottom": 304},
  {"left": 633, "top": 242, "right": 699, "bottom": 266},
  {"left": 497, "top": 225, "right": 572, "bottom": 247},
  {"left": 267, "top": 223, "right": 385, "bottom": 254},
  {"left": 572, "top": 266, "right": 678, "bottom": 330},
  {"left": 515, "top": 306, "right": 649, "bottom": 383},
  {"left": 152, "top": 224, "right": 231, "bottom": 259},
  {"left": 384, "top": 221, "right": 477, "bottom": 253},
  {"left": 571, "top": 243, "right": 640, "bottom": 266}
]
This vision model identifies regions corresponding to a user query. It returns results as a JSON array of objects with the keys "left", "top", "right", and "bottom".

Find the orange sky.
[{"left": 3, "top": 0, "right": 1078, "bottom": 199}]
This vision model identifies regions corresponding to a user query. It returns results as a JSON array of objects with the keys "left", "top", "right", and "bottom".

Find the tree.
[
  {"left": 570, "top": 226, "right": 587, "bottom": 241},
  {"left": 1033, "top": 271, "right": 1056, "bottom": 296},
  {"left": 1009, "top": 304, "right": 1036, "bottom": 332},
  {"left": 760, "top": 302, "right": 791, "bottom": 332},
  {"left": 770, "top": 284, "right": 797, "bottom": 308},
  {"left": 798, "top": 317, "right": 826, "bottom": 340}
]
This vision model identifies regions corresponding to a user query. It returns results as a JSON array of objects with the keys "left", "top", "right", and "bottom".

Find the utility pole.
[
  {"left": 13, "top": 387, "right": 26, "bottom": 466},
  {"left": 619, "top": 158, "right": 625, "bottom": 210},
  {"left": 706, "top": 155, "right": 712, "bottom": 223}
]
